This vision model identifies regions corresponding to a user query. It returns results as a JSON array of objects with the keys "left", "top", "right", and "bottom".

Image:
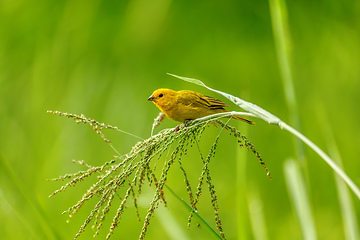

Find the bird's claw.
[{"left": 174, "top": 124, "right": 181, "bottom": 132}]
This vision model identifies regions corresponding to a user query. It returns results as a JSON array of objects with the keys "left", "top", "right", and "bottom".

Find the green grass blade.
[
  {"left": 284, "top": 159, "right": 317, "bottom": 240},
  {"left": 169, "top": 73, "right": 360, "bottom": 199},
  {"left": 248, "top": 189, "right": 269, "bottom": 240},
  {"left": 281, "top": 123, "right": 360, "bottom": 199},
  {"left": 268, "top": 0, "right": 297, "bottom": 112},
  {"left": 0, "top": 155, "right": 59, "bottom": 239},
  {"left": 167, "top": 73, "right": 207, "bottom": 87},
  {"left": 334, "top": 171, "right": 360, "bottom": 240},
  {"left": 268, "top": 0, "right": 305, "bottom": 160},
  {"left": 156, "top": 204, "right": 190, "bottom": 240},
  {"left": 236, "top": 126, "right": 249, "bottom": 240},
  {"left": 165, "top": 185, "right": 223, "bottom": 240},
  {"left": 167, "top": 73, "right": 281, "bottom": 125},
  {"left": 318, "top": 110, "right": 360, "bottom": 240}
]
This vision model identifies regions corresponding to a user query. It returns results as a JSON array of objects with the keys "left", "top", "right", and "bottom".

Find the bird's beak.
[{"left": 147, "top": 95, "right": 155, "bottom": 101}]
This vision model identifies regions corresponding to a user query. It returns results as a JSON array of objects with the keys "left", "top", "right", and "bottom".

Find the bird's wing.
[
  {"left": 199, "top": 95, "right": 229, "bottom": 109},
  {"left": 177, "top": 91, "right": 229, "bottom": 109}
]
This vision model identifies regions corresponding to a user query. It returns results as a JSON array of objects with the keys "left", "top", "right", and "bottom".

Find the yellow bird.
[{"left": 147, "top": 88, "right": 254, "bottom": 125}]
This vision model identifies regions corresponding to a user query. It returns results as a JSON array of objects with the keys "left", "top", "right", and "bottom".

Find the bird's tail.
[{"left": 230, "top": 115, "right": 255, "bottom": 125}]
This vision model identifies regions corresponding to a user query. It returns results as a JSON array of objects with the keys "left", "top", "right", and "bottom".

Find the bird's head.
[{"left": 147, "top": 88, "right": 176, "bottom": 110}]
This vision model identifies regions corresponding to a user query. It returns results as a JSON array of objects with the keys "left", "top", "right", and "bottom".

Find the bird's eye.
[{"left": 159, "top": 93, "right": 164, "bottom": 98}]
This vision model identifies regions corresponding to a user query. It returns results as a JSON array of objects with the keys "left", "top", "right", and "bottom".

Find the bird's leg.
[
  {"left": 174, "top": 119, "right": 192, "bottom": 132},
  {"left": 174, "top": 124, "right": 181, "bottom": 132},
  {"left": 184, "top": 119, "right": 192, "bottom": 127}
]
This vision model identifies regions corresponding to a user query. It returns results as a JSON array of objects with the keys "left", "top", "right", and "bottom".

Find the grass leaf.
[
  {"left": 165, "top": 185, "right": 223, "bottom": 240},
  {"left": 169, "top": 74, "right": 360, "bottom": 200}
]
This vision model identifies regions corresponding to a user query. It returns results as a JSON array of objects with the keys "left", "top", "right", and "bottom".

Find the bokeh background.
[{"left": 0, "top": 0, "right": 359, "bottom": 239}]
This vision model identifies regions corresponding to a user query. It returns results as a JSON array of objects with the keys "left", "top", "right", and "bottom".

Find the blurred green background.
[{"left": 0, "top": 0, "right": 359, "bottom": 239}]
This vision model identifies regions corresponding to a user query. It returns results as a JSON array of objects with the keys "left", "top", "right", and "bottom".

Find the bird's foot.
[
  {"left": 174, "top": 124, "right": 181, "bottom": 132},
  {"left": 184, "top": 119, "right": 192, "bottom": 127}
]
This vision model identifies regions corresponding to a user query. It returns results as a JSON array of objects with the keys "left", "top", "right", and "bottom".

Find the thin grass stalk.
[
  {"left": 268, "top": 0, "right": 300, "bottom": 134},
  {"left": 0, "top": 155, "right": 57, "bottom": 240},
  {"left": 267, "top": 3, "right": 317, "bottom": 236},
  {"left": 334, "top": 172, "right": 360, "bottom": 240},
  {"left": 236, "top": 125, "right": 249, "bottom": 240},
  {"left": 166, "top": 185, "right": 223, "bottom": 240},
  {"left": 168, "top": 74, "right": 360, "bottom": 199},
  {"left": 248, "top": 189, "right": 269, "bottom": 240},
  {"left": 282, "top": 123, "right": 360, "bottom": 199},
  {"left": 284, "top": 159, "right": 317, "bottom": 240},
  {"left": 318, "top": 109, "right": 360, "bottom": 240},
  {"left": 156, "top": 204, "right": 190, "bottom": 240}
]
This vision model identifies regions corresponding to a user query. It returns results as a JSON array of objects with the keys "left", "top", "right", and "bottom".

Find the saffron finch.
[{"left": 147, "top": 88, "right": 254, "bottom": 125}]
